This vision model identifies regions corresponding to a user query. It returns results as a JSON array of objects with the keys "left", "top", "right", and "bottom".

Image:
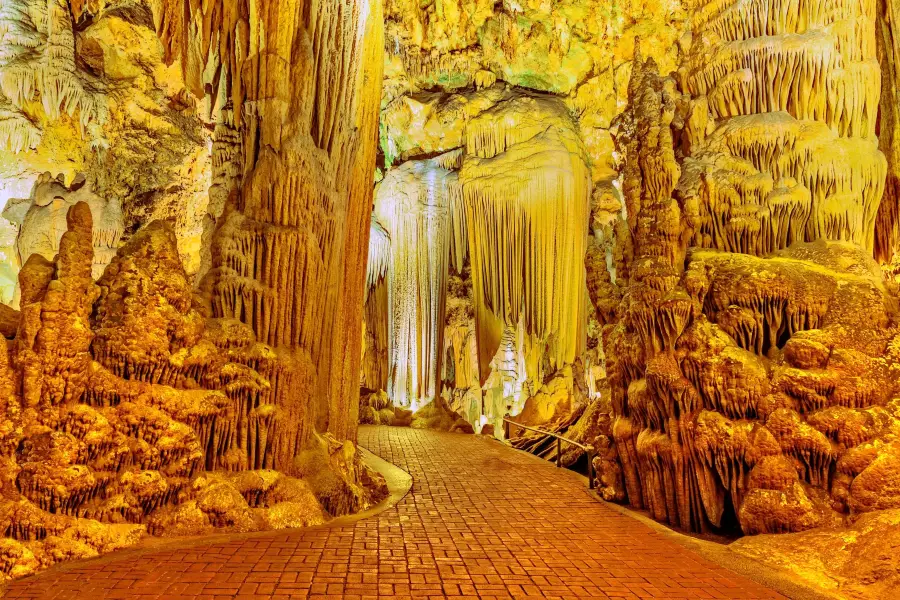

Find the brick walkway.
[{"left": 4, "top": 426, "right": 786, "bottom": 600}]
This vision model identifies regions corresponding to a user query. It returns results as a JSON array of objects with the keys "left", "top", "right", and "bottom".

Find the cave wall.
[
  {"left": 0, "top": 0, "right": 388, "bottom": 582},
  {"left": 0, "top": 0, "right": 212, "bottom": 291},
  {"left": 596, "top": 0, "right": 900, "bottom": 537}
]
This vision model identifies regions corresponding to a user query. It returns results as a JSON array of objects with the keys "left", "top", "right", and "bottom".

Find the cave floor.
[{"left": 3, "top": 427, "right": 786, "bottom": 600}]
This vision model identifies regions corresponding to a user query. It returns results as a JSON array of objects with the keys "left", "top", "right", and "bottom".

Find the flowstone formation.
[
  {"left": 0, "top": 205, "right": 386, "bottom": 582},
  {"left": 374, "top": 158, "right": 454, "bottom": 409},
  {"left": 381, "top": 0, "right": 688, "bottom": 189},
  {"left": 364, "top": 85, "right": 592, "bottom": 434},
  {"left": 594, "top": 0, "right": 900, "bottom": 544}
]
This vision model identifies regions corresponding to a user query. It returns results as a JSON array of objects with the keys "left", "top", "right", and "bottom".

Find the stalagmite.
[
  {"left": 602, "top": 0, "right": 900, "bottom": 537},
  {"left": 12, "top": 173, "right": 123, "bottom": 280}
]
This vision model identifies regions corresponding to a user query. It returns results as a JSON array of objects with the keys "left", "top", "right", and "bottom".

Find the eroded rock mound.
[
  {"left": 0, "top": 204, "right": 387, "bottom": 582},
  {"left": 595, "top": 41, "right": 900, "bottom": 538}
]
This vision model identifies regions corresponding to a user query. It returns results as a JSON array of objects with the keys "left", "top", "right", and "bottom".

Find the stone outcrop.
[
  {"left": 0, "top": 204, "right": 386, "bottom": 582},
  {"left": 593, "top": 0, "right": 900, "bottom": 539}
]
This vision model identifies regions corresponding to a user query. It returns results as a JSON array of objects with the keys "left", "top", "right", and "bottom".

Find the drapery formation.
[
  {"left": 374, "top": 159, "right": 453, "bottom": 407},
  {"left": 457, "top": 92, "right": 592, "bottom": 385}
]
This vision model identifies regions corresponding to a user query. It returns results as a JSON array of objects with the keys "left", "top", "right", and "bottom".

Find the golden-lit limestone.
[
  {"left": 679, "top": 0, "right": 887, "bottom": 254},
  {"left": 0, "top": 0, "right": 106, "bottom": 145},
  {"left": 459, "top": 91, "right": 591, "bottom": 380},
  {"left": 361, "top": 218, "right": 391, "bottom": 393},
  {"left": 153, "top": 0, "right": 384, "bottom": 443},
  {"left": 369, "top": 86, "right": 590, "bottom": 432},
  {"left": 0, "top": 204, "right": 387, "bottom": 582},
  {"left": 601, "top": 31, "right": 900, "bottom": 542},
  {"left": 732, "top": 508, "right": 900, "bottom": 599},
  {"left": 382, "top": 0, "right": 685, "bottom": 98},
  {"left": 0, "top": 2, "right": 214, "bottom": 286},
  {"left": 441, "top": 263, "right": 481, "bottom": 426},
  {"left": 874, "top": 3, "right": 900, "bottom": 270},
  {"left": 380, "top": 0, "right": 687, "bottom": 243}
]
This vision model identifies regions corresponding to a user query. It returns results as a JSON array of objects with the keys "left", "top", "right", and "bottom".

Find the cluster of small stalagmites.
[
  {"left": 0, "top": 204, "right": 386, "bottom": 581},
  {"left": 601, "top": 242, "right": 900, "bottom": 533},
  {"left": 358, "top": 389, "right": 408, "bottom": 426},
  {"left": 676, "top": 0, "right": 886, "bottom": 256},
  {"left": 595, "top": 44, "right": 900, "bottom": 536},
  {"left": 607, "top": 238, "right": 900, "bottom": 534}
]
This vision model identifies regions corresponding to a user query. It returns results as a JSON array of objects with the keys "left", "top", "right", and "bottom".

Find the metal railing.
[{"left": 502, "top": 417, "right": 596, "bottom": 490}]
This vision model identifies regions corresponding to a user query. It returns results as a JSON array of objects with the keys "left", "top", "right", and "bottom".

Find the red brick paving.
[{"left": 3, "top": 426, "right": 786, "bottom": 599}]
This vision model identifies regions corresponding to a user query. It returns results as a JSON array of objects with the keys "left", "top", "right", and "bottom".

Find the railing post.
[
  {"left": 503, "top": 418, "right": 510, "bottom": 440},
  {"left": 556, "top": 437, "right": 561, "bottom": 467}
]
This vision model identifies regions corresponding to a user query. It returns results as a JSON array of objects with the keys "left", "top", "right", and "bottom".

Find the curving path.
[{"left": 4, "top": 426, "right": 786, "bottom": 599}]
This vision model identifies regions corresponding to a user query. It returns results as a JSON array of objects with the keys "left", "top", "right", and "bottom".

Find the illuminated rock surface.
[
  {"left": 0, "top": 0, "right": 387, "bottom": 582},
  {"left": 4, "top": 0, "right": 900, "bottom": 596}
]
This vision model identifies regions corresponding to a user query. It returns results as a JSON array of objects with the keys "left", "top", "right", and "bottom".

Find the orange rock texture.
[
  {"left": 0, "top": 0, "right": 387, "bottom": 582},
  {"left": 588, "top": 0, "right": 900, "bottom": 553}
]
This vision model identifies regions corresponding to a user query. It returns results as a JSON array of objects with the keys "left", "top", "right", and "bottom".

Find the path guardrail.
[{"left": 502, "top": 417, "right": 596, "bottom": 490}]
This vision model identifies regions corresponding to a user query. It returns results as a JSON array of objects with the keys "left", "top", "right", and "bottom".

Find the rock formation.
[
  {"left": 0, "top": 204, "right": 386, "bottom": 582},
  {"left": 0, "top": 0, "right": 388, "bottom": 582},
  {"left": 8, "top": 173, "right": 123, "bottom": 282},
  {"left": 366, "top": 84, "right": 592, "bottom": 433},
  {"left": 361, "top": 218, "right": 391, "bottom": 393},
  {"left": 374, "top": 158, "right": 454, "bottom": 408},
  {"left": 7, "top": 0, "right": 900, "bottom": 596},
  {"left": 594, "top": 0, "right": 900, "bottom": 541}
]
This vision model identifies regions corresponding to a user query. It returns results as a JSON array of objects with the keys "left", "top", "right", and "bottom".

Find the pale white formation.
[
  {"left": 366, "top": 216, "right": 391, "bottom": 294},
  {"left": 374, "top": 159, "right": 454, "bottom": 408},
  {"left": 11, "top": 173, "right": 123, "bottom": 279}
]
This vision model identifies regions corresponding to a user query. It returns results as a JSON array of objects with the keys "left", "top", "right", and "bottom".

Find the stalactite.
[
  {"left": 678, "top": 0, "right": 886, "bottom": 255},
  {"left": 366, "top": 217, "right": 391, "bottom": 293},
  {"left": 459, "top": 93, "right": 591, "bottom": 379},
  {"left": 374, "top": 159, "right": 453, "bottom": 408},
  {"left": 0, "top": 0, "right": 106, "bottom": 145}
]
